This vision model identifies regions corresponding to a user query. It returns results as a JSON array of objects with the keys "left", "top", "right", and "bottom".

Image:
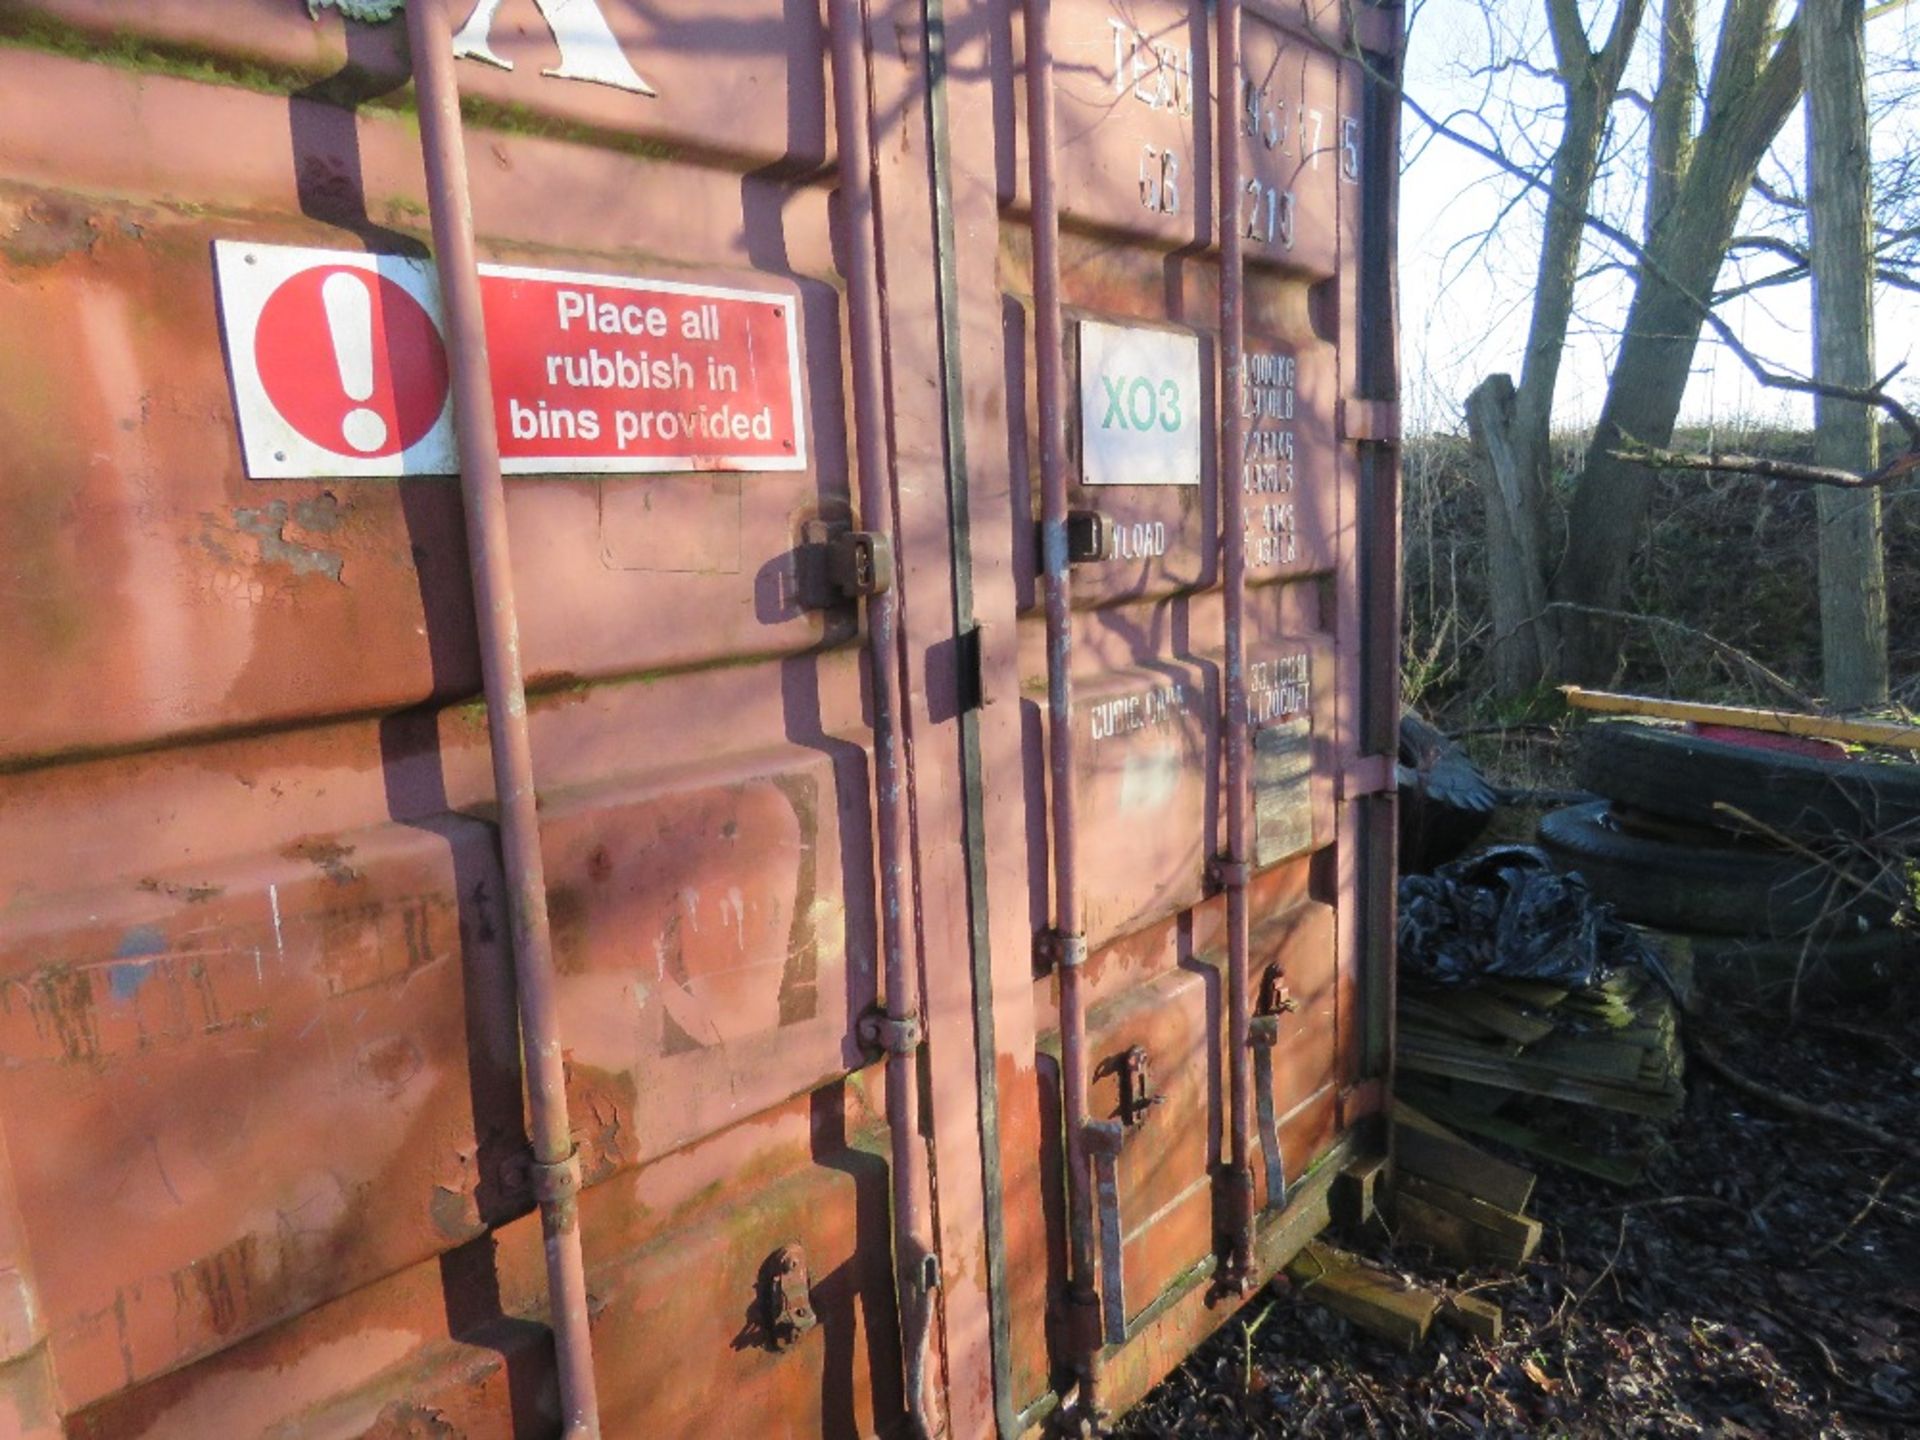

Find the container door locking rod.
[
  {"left": 1022, "top": 0, "right": 1110, "bottom": 1430},
  {"left": 1215, "top": 0, "right": 1259, "bottom": 1297},
  {"left": 826, "top": 0, "right": 937, "bottom": 1432},
  {"left": 404, "top": 2, "right": 602, "bottom": 1433}
]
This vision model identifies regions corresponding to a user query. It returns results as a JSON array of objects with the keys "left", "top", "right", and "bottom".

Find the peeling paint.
[{"left": 228, "top": 502, "right": 345, "bottom": 583}]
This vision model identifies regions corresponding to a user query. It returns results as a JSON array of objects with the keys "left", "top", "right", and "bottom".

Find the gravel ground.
[{"left": 1121, "top": 982, "right": 1919, "bottom": 1438}]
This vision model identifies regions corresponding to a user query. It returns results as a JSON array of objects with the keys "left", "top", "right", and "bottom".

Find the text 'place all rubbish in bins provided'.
[{"left": 214, "top": 240, "right": 807, "bottom": 479}]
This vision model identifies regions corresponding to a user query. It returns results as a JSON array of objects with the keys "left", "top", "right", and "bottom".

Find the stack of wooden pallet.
[
  {"left": 1284, "top": 1103, "right": 1542, "bottom": 1349},
  {"left": 1389, "top": 1101, "right": 1542, "bottom": 1271},
  {"left": 1395, "top": 944, "right": 1689, "bottom": 1183}
]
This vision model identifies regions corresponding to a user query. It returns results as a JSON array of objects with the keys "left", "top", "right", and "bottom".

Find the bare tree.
[
  {"left": 1551, "top": 0, "right": 1805, "bottom": 682},
  {"left": 1406, "top": 0, "right": 1920, "bottom": 699},
  {"left": 1466, "top": 0, "right": 1650, "bottom": 696}
]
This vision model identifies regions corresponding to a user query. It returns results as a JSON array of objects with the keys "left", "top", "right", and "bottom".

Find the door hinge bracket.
[
  {"left": 857, "top": 1007, "right": 923, "bottom": 1057},
  {"left": 1035, "top": 929, "right": 1089, "bottom": 974},
  {"left": 1096, "top": 1045, "right": 1165, "bottom": 1128},
  {"left": 761, "top": 1244, "right": 818, "bottom": 1352},
  {"left": 1207, "top": 856, "right": 1250, "bottom": 892}
]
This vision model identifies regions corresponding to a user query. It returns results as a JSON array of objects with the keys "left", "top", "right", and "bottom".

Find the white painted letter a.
[{"left": 453, "top": 0, "right": 659, "bottom": 97}]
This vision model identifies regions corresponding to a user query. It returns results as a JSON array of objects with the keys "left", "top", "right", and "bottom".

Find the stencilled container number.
[
  {"left": 1109, "top": 19, "right": 1194, "bottom": 115},
  {"left": 1109, "top": 17, "right": 1194, "bottom": 220},
  {"left": 1239, "top": 73, "right": 1296, "bottom": 250},
  {"left": 1237, "top": 18, "right": 1349, "bottom": 277}
]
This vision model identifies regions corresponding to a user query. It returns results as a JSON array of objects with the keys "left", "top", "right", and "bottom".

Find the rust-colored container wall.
[{"left": 0, "top": 0, "right": 1402, "bottom": 1435}]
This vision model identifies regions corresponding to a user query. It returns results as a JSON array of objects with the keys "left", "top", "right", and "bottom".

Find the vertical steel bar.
[
  {"left": 402, "top": 3, "right": 601, "bottom": 1435},
  {"left": 825, "top": 1, "right": 934, "bottom": 1432},
  {"left": 1022, "top": 0, "right": 1104, "bottom": 1419},
  {"left": 1215, "top": 0, "right": 1257, "bottom": 1292}
]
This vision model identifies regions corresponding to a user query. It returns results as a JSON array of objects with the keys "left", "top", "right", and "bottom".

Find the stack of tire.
[{"left": 1539, "top": 722, "right": 1918, "bottom": 983}]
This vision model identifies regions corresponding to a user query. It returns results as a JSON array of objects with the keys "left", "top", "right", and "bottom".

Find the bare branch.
[
  {"left": 1606, "top": 432, "right": 1920, "bottom": 489},
  {"left": 1714, "top": 262, "right": 1809, "bottom": 302},
  {"left": 1385, "top": 73, "right": 1920, "bottom": 447},
  {"left": 1615, "top": 85, "right": 1656, "bottom": 116},
  {"left": 1714, "top": 257, "right": 1920, "bottom": 303},
  {"left": 1541, "top": 602, "right": 1815, "bottom": 707},
  {"left": 1727, "top": 234, "right": 1809, "bottom": 264},
  {"left": 1467, "top": 55, "right": 1567, "bottom": 86}
]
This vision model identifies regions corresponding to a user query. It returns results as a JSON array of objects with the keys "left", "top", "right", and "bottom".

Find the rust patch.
[
  {"left": 545, "top": 886, "right": 588, "bottom": 976},
  {"left": 285, "top": 838, "right": 361, "bottom": 886},
  {"left": 567, "top": 1062, "right": 638, "bottom": 1181},
  {"left": 225, "top": 500, "right": 346, "bottom": 583},
  {"left": 366, "top": 1400, "right": 461, "bottom": 1440},
  {"left": 135, "top": 878, "right": 224, "bottom": 904},
  {"left": 352, "top": 1034, "right": 424, "bottom": 1096},
  {"left": 0, "top": 194, "right": 96, "bottom": 267}
]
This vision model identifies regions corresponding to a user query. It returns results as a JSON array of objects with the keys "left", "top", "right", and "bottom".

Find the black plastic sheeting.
[{"left": 1399, "top": 844, "right": 1670, "bottom": 994}]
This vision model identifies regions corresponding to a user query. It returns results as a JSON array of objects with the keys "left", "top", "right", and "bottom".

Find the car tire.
[
  {"left": 1576, "top": 721, "right": 1920, "bottom": 841},
  {"left": 1536, "top": 801, "right": 1903, "bottom": 936},
  {"left": 1687, "top": 926, "right": 1916, "bottom": 997}
]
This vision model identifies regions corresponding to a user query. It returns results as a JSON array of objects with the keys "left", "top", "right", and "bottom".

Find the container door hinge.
[
  {"left": 857, "top": 1007, "right": 923, "bottom": 1057},
  {"left": 1207, "top": 856, "right": 1250, "bottom": 892},
  {"left": 1034, "top": 929, "right": 1088, "bottom": 975}
]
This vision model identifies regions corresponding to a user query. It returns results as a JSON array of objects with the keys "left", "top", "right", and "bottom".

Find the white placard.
[
  {"left": 215, "top": 241, "right": 458, "bottom": 479},
  {"left": 1077, "top": 319, "right": 1202, "bottom": 486}
]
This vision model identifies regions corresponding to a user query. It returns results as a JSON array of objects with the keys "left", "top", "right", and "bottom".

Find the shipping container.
[{"left": 0, "top": 0, "right": 1403, "bottom": 1433}]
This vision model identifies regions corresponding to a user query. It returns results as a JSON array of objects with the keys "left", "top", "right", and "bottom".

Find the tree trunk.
[
  {"left": 1467, "top": 0, "right": 1649, "bottom": 698},
  {"left": 1805, "top": 0, "right": 1887, "bottom": 707},
  {"left": 1467, "top": 374, "right": 1554, "bottom": 695},
  {"left": 1554, "top": 6, "right": 1804, "bottom": 682},
  {"left": 1552, "top": 206, "right": 1735, "bottom": 683}
]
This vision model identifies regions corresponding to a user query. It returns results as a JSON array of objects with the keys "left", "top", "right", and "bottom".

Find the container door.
[
  {"left": 0, "top": 3, "right": 961, "bottom": 1435},
  {"left": 908, "top": 0, "right": 1401, "bottom": 1426}
]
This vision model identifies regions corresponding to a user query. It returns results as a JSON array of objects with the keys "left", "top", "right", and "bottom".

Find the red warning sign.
[
  {"left": 480, "top": 265, "right": 805, "bottom": 474},
  {"left": 254, "top": 266, "right": 450, "bottom": 460},
  {"left": 216, "top": 243, "right": 457, "bottom": 478},
  {"left": 215, "top": 241, "right": 808, "bottom": 480}
]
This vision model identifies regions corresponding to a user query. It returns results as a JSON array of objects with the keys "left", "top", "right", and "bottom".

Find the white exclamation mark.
[{"left": 321, "top": 271, "right": 389, "bottom": 453}]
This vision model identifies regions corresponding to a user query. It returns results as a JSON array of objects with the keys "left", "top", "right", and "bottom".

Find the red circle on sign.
[{"left": 253, "top": 265, "right": 450, "bottom": 459}]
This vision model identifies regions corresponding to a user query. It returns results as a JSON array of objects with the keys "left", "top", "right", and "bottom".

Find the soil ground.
[{"left": 1121, "top": 911, "right": 1920, "bottom": 1439}]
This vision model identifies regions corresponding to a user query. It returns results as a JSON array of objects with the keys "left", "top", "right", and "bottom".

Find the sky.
[{"left": 1396, "top": 0, "right": 1920, "bottom": 437}]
